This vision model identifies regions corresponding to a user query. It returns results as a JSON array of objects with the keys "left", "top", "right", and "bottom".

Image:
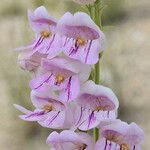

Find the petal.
[
  {"left": 28, "top": 6, "right": 57, "bottom": 32},
  {"left": 78, "top": 80, "right": 119, "bottom": 110},
  {"left": 14, "top": 103, "right": 46, "bottom": 121},
  {"left": 98, "top": 119, "right": 121, "bottom": 129},
  {"left": 29, "top": 72, "right": 53, "bottom": 91},
  {"left": 77, "top": 110, "right": 101, "bottom": 131},
  {"left": 31, "top": 90, "right": 66, "bottom": 111},
  {"left": 18, "top": 51, "right": 47, "bottom": 72},
  {"left": 123, "top": 122, "right": 145, "bottom": 145},
  {"left": 80, "top": 39, "right": 101, "bottom": 64},
  {"left": 19, "top": 109, "right": 46, "bottom": 121},
  {"left": 38, "top": 110, "right": 65, "bottom": 129},
  {"left": 61, "top": 102, "right": 78, "bottom": 130},
  {"left": 36, "top": 34, "right": 62, "bottom": 57},
  {"left": 47, "top": 131, "right": 78, "bottom": 150},
  {"left": 78, "top": 132, "right": 94, "bottom": 150},
  {"left": 14, "top": 104, "right": 32, "bottom": 114},
  {"left": 95, "top": 138, "right": 120, "bottom": 150},
  {"left": 42, "top": 56, "right": 91, "bottom": 81},
  {"left": 46, "top": 131, "right": 60, "bottom": 145},
  {"left": 59, "top": 75, "right": 80, "bottom": 102},
  {"left": 47, "top": 130, "right": 94, "bottom": 150},
  {"left": 41, "top": 57, "right": 76, "bottom": 77},
  {"left": 101, "top": 120, "right": 129, "bottom": 144},
  {"left": 58, "top": 12, "right": 104, "bottom": 40},
  {"left": 63, "top": 38, "right": 101, "bottom": 64}
]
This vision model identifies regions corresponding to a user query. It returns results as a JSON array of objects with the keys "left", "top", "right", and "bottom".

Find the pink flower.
[
  {"left": 17, "top": 6, "right": 62, "bottom": 59},
  {"left": 18, "top": 51, "right": 47, "bottom": 72},
  {"left": 73, "top": 0, "right": 96, "bottom": 5},
  {"left": 29, "top": 56, "right": 91, "bottom": 101},
  {"left": 46, "top": 130, "right": 94, "bottom": 150},
  {"left": 14, "top": 90, "right": 66, "bottom": 129},
  {"left": 57, "top": 12, "right": 105, "bottom": 64},
  {"left": 75, "top": 80, "right": 119, "bottom": 131},
  {"left": 95, "top": 120, "right": 145, "bottom": 150}
]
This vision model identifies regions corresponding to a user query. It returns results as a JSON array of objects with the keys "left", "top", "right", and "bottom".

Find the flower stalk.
[{"left": 88, "top": 0, "right": 103, "bottom": 142}]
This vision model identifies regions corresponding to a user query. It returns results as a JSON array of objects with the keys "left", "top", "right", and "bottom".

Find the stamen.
[
  {"left": 76, "top": 37, "right": 86, "bottom": 46},
  {"left": 120, "top": 143, "right": 130, "bottom": 150},
  {"left": 78, "top": 144, "right": 87, "bottom": 150},
  {"left": 41, "top": 30, "right": 51, "bottom": 38},
  {"left": 43, "top": 104, "right": 53, "bottom": 113},
  {"left": 55, "top": 74, "right": 65, "bottom": 84},
  {"left": 105, "top": 131, "right": 121, "bottom": 143},
  {"left": 95, "top": 105, "right": 109, "bottom": 111}
]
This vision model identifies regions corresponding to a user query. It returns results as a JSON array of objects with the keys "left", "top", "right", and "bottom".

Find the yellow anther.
[
  {"left": 95, "top": 106, "right": 104, "bottom": 111},
  {"left": 55, "top": 74, "right": 65, "bottom": 84},
  {"left": 43, "top": 104, "right": 53, "bottom": 113},
  {"left": 120, "top": 143, "right": 130, "bottom": 150},
  {"left": 41, "top": 30, "right": 51, "bottom": 38},
  {"left": 76, "top": 37, "right": 86, "bottom": 46},
  {"left": 95, "top": 105, "right": 109, "bottom": 111}
]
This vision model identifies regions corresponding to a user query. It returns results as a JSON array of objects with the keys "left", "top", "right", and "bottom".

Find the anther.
[
  {"left": 76, "top": 37, "right": 86, "bottom": 46},
  {"left": 43, "top": 104, "right": 53, "bottom": 113},
  {"left": 55, "top": 74, "right": 65, "bottom": 84},
  {"left": 41, "top": 30, "right": 51, "bottom": 38},
  {"left": 120, "top": 143, "right": 130, "bottom": 150}
]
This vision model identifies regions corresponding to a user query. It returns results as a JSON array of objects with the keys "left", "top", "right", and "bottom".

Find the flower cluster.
[{"left": 15, "top": 5, "right": 144, "bottom": 150}]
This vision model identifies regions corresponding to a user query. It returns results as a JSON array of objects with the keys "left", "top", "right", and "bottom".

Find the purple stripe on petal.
[
  {"left": 25, "top": 111, "right": 45, "bottom": 119},
  {"left": 87, "top": 111, "right": 94, "bottom": 129},
  {"left": 34, "top": 36, "right": 42, "bottom": 49},
  {"left": 33, "top": 18, "right": 56, "bottom": 26},
  {"left": 104, "top": 139, "right": 108, "bottom": 150},
  {"left": 133, "top": 146, "right": 135, "bottom": 150},
  {"left": 67, "top": 77, "right": 72, "bottom": 101},
  {"left": 85, "top": 40, "right": 92, "bottom": 64},
  {"left": 107, "top": 111, "right": 110, "bottom": 118},
  {"left": 34, "top": 36, "right": 44, "bottom": 50},
  {"left": 35, "top": 73, "right": 53, "bottom": 90},
  {"left": 47, "top": 111, "right": 60, "bottom": 126},
  {"left": 76, "top": 107, "right": 83, "bottom": 126},
  {"left": 115, "top": 144, "right": 117, "bottom": 150},
  {"left": 69, "top": 39, "right": 79, "bottom": 56},
  {"left": 45, "top": 34, "right": 56, "bottom": 53},
  {"left": 63, "top": 37, "right": 68, "bottom": 46},
  {"left": 109, "top": 141, "right": 112, "bottom": 150}
]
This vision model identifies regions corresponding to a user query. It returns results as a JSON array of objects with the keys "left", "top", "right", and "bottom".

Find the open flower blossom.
[
  {"left": 17, "top": 6, "right": 62, "bottom": 59},
  {"left": 18, "top": 51, "right": 47, "bottom": 72},
  {"left": 46, "top": 130, "right": 94, "bottom": 150},
  {"left": 30, "top": 56, "right": 91, "bottom": 101},
  {"left": 74, "top": 80, "right": 119, "bottom": 131},
  {"left": 57, "top": 12, "right": 105, "bottom": 64},
  {"left": 14, "top": 90, "right": 66, "bottom": 129},
  {"left": 95, "top": 120, "right": 145, "bottom": 150},
  {"left": 73, "top": 0, "right": 96, "bottom": 5}
]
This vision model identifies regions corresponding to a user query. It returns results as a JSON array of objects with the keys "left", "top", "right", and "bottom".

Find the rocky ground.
[{"left": 0, "top": 0, "right": 149, "bottom": 149}]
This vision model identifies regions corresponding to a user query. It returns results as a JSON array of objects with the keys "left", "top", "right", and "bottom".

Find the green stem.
[
  {"left": 86, "top": 0, "right": 103, "bottom": 143},
  {"left": 93, "top": 0, "right": 102, "bottom": 142},
  {"left": 95, "top": 60, "right": 100, "bottom": 84}
]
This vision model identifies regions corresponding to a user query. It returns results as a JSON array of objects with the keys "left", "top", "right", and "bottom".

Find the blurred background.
[{"left": 0, "top": 0, "right": 149, "bottom": 149}]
